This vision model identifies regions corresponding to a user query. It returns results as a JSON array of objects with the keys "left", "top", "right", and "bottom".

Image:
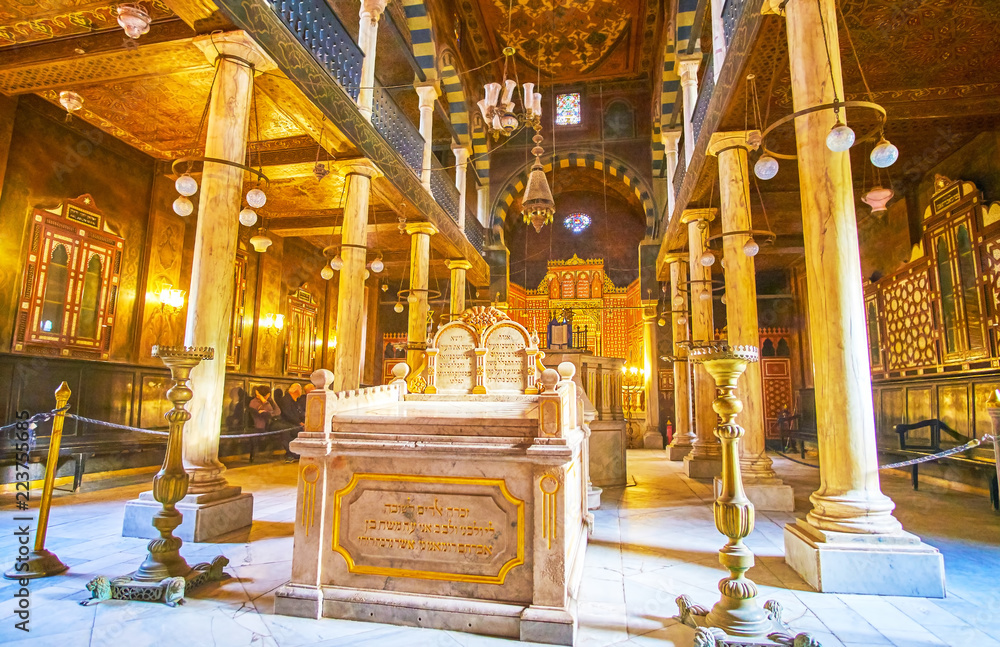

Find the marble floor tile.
[{"left": 2, "top": 450, "right": 998, "bottom": 647}]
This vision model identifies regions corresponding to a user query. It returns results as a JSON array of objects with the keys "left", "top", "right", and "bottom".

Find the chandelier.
[{"left": 478, "top": 48, "right": 543, "bottom": 140}]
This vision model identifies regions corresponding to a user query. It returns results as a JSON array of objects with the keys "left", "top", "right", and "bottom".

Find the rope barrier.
[
  {"left": 878, "top": 436, "right": 992, "bottom": 470},
  {"left": 5, "top": 407, "right": 303, "bottom": 440}
]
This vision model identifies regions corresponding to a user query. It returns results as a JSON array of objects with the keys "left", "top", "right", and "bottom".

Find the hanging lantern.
[
  {"left": 743, "top": 237, "right": 760, "bottom": 257},
  {"left": 862, "top": 186, "right": 894, "bottom": 214},
  {"left": 58, "top": 91, "right": 83, "bottom": 122},
  {"left": 393, "top": 301, "right": 404, "bottom": 313},
  {"left": 522, "top": 158, "right": 555, "bottom": 233},
  {"left": 172, "top": 196, "right": 194, "bottom": 217},
  {"left": 116, "top": 3, "right": 151, "bottom": 39},
  {"left": 870, "top": 137, "right": 899, "bottom": 168},
  {"left": 246, "top": 188, "right": 267, "bottom": 208},
  {"left": 699, "top": 250, "right": 716, "bottom": 267},
  {"left": 321, "top": 265, "right": 334, "bottom": 280},
  {"left": 364, "top": 269, "right": 371, "bottom": 280},
  {"left": 370, "top": 256, "right": 384, "bottom": 273},
  {"left": 673, "top": 295, "right": 684, "bottom": 307},
  {"left": 249, "top": 229, "right": 273, "bottom": 253},
  {"left": 238, "top": 208, "right": 258, "bottom": 227},
  {"left": 381, "top": 283, "right": 389, "bottom": 292},
  {"left": 754, "top": 155, "right": 779, "bottom": 180},
  {"left": 826, "top": 118, "right": 856, "bottom": 152},
  {"left": 657, "top": 318, "right": 666, "bottom": 327},
  {"left": 677, "top": 314, "right": 688, "bottom": 326},
  {"left": 330, "top": 254, "right": 344, "bottom": 271},
  {"left": 175, "top": 174, "right": 198, "bottom": 196},
  {"left": 699, "top": 290, "right": 712, "bottom": 302}
]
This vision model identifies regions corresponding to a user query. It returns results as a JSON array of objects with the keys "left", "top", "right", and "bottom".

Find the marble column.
[
  {"left": 405, "top": 223, "right": 438, "bottom": 384},
  {"left": 446, "top": 259, "right": 471, "bottom": 316},
  {"left": 356, "top": 0, "right": 387, "bottom": 121},
  {"left": 681, "top": 208, "right": 723, "bottom": 478},
  {"left": 664, "top": 253, "right": 695, "bottom": 460},
  {"left": 334, "top": 161, "right": 382, "bottom": 392},
  {"left": 453, "top": 145, "right": 470, "bottom": 231},
  {"left": 641, "top": 304, "right": 662, "bottom": 448},
  {"left": 123, "top": 32, "right": 273, "bottom": 542},
  {"left": 709, "top": 0, "right": 727, "bottom": 81},
  {"left": 780, "top": 0, "right": 944, "bottom": 596},
  {"left": 661, "top": 129, "right": 682, "bottom": 217},
  {"left": 416, "top": 84, "right": 439, "bottom": 191},
  {"left": 477, "top": 184, "right": 490, "bottom": 228},
  {"left": 708, "top": 130, "right": 794, "bottom": 512},
  {"left": 677, "top": 53, "right": 701, "bottom": 166}
]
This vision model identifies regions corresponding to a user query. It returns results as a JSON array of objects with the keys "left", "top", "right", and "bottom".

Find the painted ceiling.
[
  {"left": 0, "top": 0, "right": 175, "bottom": 47},
  {"left": 460, "top": 0, "right": 660, "bottom": 83}
]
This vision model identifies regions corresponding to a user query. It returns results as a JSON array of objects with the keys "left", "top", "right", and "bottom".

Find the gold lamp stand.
[
  {"left": 677, "top": 343, "right": 820, "bottom": 647},
  {"left": 80, "top": 346, "right": 229, "bottom": 607}
]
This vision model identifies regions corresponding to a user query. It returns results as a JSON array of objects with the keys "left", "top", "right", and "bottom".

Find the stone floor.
[{"left": 2, "top": 450, "right": 999, "bottom": 647}]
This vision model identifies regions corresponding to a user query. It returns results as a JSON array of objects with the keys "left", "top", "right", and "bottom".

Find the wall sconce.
[
  {"left": 261, "top": 313, "right": 285, "bottom": 335},
  {"left": 157, "top": 283, "right": 186, "bottom": 314}
]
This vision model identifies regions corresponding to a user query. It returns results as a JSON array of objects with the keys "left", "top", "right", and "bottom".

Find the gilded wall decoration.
[{"left": 881, "top": 263, "right": 939, "bottom": 371}]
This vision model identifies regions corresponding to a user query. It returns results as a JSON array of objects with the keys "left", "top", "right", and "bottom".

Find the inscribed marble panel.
[
  {"left": 484, "top": 325, "right": 528, "bottom": 393},
  {"left": 434, "top": 325, "right": 476, "bottom": 394}
]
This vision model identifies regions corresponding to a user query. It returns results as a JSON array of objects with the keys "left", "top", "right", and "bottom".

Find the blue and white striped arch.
[
  {"left": 402, "top": 0, "right": 437, "bottom": 81},
  {"left": 494, "top": 152, "right": 655, "bottom": 232}
]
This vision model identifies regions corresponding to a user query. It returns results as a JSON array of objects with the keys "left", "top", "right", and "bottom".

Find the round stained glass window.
[{"left": 563, "top": 213, "right": 591, "bottom": 233}]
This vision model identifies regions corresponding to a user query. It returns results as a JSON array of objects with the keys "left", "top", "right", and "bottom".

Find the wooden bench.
[
  {"left": 15, "top": 437, "right": 166, "bottom": 492},
  {"left": 891, "top": 419, "right": 998, "bottom": 510},
  {"left": 776, "top": 388, "right": 819, "bottom": 458}
]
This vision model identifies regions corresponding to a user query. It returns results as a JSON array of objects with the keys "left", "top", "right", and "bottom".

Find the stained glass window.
[
  {"left": 564, "top": 212, "right": 591, "bottom": 233},
  {"left": 555, "top": 93, "right": 581, "bottom": 126}
]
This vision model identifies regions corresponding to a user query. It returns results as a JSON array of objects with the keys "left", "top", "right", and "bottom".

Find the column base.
[
  {"left": 783, "top": 519, "right": 945, "bottom": 597},
  {"left": 123, "top": 486, "right": 253, "bottom": 542},
  {"left": 642, "top": 430, "right": 664, "bottom": 449},
  {"left": 667, "top": 443, "right": 693, "bottom": 461},
  {"left": 684, "top": 453, "right": 723, "bottom": 479},
  {"left": 714, "top": 478, "right": 795, "bottom": 512},
  {"left": 587, "top": 485, "right": 602, "bottom": 510}
]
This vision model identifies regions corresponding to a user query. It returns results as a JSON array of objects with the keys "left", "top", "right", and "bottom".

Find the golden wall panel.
[
  {"left": 879, "top": 388, "right": 905, "bottom": 446},
  {"left": 937, "top": 384, "right": 970, "bottom": 444}
]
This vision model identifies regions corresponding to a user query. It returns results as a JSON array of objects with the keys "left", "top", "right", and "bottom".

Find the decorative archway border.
[
  {"left": 402, "top": 0, "right": 437, "bottom": 81},
  {"left": 440, "top": 51, "right": 471, "bottom": 149},
  {"left": 494, "top": 152, "right": 655, "bottom": 231}
]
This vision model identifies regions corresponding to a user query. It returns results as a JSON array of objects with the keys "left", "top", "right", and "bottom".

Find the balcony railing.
[
  {"left": 371, "top": 85, "right": 424, "bottom": 174},
  {"left": 270, "top": 0, "right": 362, "bottom": 101},
  {"left": 269, "top": 0, "right": 483, "bottom": 257},
  {"left": 721, "top": 0, "right": 748, "bottom": 47},
  {"left": 465, "top": 213, "right": 485, "bottom": 254},
  {"left": 429, "top": 156, "right": 461, "bottom": 224},
  {"left": 672, "top": 137, "right": 686, "bottom": 210},
  {"left": 691, "top": 54, "right": 714, "bottom": 144}
]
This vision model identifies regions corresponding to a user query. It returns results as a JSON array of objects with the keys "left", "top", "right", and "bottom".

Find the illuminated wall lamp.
[
  {"left": 261, "top": 313, "right": 285, "bottom": 335},
  {"left": 157, "top": 284, "right": 186, "bottom": 314}
]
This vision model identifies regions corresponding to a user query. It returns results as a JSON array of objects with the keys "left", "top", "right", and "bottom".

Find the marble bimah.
[{"left": 275, "top": 307, "right": 591, "bottom": 645}]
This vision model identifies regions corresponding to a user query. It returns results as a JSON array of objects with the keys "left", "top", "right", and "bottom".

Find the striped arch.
[
  {"left": 675, "top": 0, "right": 699, "bottom": 52},
  {"left": 494, "top": 152, "right": 656, "bottom": 232},
  {"left": 440, "top": 51, "right": 471, "bottom": 148},
  {"left": 402, "top": 0, "right": 437, "bottom": 80},
  {"left": 472, "top": 116, "right": 490, "bottom": 185},
  {"left": 652, "top": 122, "right": 665, "bottom": 176}
]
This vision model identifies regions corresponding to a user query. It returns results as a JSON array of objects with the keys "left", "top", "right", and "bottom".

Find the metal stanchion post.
[{"left": 5, "top": 383, "right": 71, "bottom": 579}]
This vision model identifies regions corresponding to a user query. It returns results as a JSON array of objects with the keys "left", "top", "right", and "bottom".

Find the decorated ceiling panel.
[
  {"left": 0, "top": 0, "right": 175, "bottom": 47},
  {"left": 466, "top": 0, "right": 659, "bottom": 83}
]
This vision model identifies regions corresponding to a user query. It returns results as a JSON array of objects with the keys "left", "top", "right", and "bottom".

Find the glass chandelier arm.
[
  {"left": 477, "top": 98, "right": 491, "bottom": 120},
  {"left": 533, "top": 92, "right": 542, "bottom": 117},
  {"left": 484, "top": 82, "right": 502, "bottom": 108},
  {"left": 501, "top": 79, "right": 517, "bottom": 104}
]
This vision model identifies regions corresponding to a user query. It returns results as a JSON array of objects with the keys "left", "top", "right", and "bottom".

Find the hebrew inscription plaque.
[
  {"left": 332, "top": 473, "right": 525, "bottom": 584},
  {"left": 484, "top": 325, "right": 529, "bottom": 392}
]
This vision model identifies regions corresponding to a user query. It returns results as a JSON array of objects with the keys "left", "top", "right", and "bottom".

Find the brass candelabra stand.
[
  {"left": 81, "top": 346, "right": 229, "bottom": 607},
  {"left": 677, "top": 343, "right": 820, "bottom": 647}
]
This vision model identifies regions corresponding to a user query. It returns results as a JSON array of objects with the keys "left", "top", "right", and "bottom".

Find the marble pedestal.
[
  {"left": 784, "top": 519, "right": 946, "bottom": 597},
  {"left": 589, "top": 420, "right": 627, "bottom": 487},
  {"left": 714, "top": 477, "right": 794, "bottom": 512},
  {"left": 587, "top": 486, "right": 602, "bottom": 510},
  {"left": 683, "top": 454, "right": 723, "bottom": 479},
  {"left": 642, "top": 429, "right": 664, "bottom": 449},
  {"left": 666, "top": 443, "right": 692, "bottom": 461},
  {"left": 122, "top": 486, "right": 253, "bottom": 542}
]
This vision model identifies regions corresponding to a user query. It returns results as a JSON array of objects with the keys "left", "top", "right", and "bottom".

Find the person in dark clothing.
[
  {"left": 279, "top": 383, "right": 306, "bottom": 461},
  {"left": 248, "top": 385, "right": 281, "bottom": 463}
]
